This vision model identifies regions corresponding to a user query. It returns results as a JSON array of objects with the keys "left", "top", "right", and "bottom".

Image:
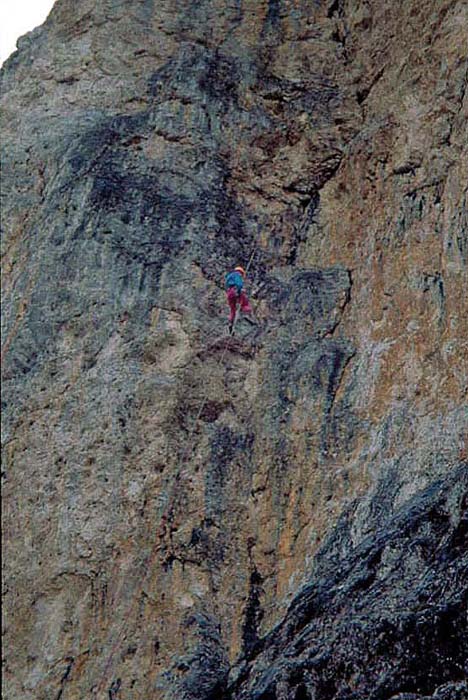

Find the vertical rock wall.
[{"left": 1, "top": 2, "right": 467, "bottom": 699}]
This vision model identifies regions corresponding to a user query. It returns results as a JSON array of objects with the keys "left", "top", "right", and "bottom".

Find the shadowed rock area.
[
  {"left": 230, "top": 466, "right": 468, "bottom": 700},
  {"left": 1, "top": 1, "right": 467, "bottom": 699}
]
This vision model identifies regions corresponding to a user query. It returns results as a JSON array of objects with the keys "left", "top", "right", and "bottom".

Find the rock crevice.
[{"left": 1, "top": 1, "right": 467, "bottom": 699}]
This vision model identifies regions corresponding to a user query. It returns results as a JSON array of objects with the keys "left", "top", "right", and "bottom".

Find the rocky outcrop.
[
  {"left": 230, "top": 465, "right": 468, "bottom": 700},
  {"left": 1, "top": 1, "right": 467, "bottom": 699}
]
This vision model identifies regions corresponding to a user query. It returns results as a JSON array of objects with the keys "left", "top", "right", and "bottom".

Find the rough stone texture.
[
  {"left": 230, "top": 465, "right": 468, "bottom": 700},
  {"left": 1, "top": 2, "right": 467, "bottom": 700}
]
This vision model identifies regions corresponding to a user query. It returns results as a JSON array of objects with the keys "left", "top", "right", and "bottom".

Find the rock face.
[
  {"left": 1, "top": 2, "right": 467, "bottom": 699},
  {"left": 230, "top": 465, "right": 468, "bottom": 700}
]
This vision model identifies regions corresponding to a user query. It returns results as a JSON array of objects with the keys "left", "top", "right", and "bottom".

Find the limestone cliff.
[{"left": 1, "top": 2, "right": 467, "bottom": 699}]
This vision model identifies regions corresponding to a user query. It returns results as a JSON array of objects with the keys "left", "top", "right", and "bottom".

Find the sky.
[{"left": 0, "top": 0, "right": 56, "bottom": 66}]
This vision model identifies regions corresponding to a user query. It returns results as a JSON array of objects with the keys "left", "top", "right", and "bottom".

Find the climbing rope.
[{"left": 95, "top": 242, "right": 260, "bottom": 696}]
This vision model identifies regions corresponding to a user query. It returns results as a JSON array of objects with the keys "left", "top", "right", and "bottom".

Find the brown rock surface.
[{"left": 1, "top": 2, "right": 467, "bottom": 699}]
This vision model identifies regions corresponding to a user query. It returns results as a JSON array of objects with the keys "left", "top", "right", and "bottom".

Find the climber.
[{"left": 224, "top": 266, "right": 256, "bottom": 333}]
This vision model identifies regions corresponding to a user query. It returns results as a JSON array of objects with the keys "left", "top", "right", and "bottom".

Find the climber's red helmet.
[{"left": 235, "top": 266, "right": 246, "bottom": 277}]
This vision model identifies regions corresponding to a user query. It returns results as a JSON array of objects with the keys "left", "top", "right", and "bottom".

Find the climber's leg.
[
  {"left": 226, "top": 287, "right": 238, "bottom": 324},
  {"left": 238, "top": 291, "right": 257, "bottom": 324},
  {"left": 238, "top": 291, "right": 252, "bottom": 314}
]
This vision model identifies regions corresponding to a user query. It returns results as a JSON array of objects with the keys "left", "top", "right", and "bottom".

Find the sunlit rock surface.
[{"left": 1, "top": 1, "right": 467, "bottom": 699}]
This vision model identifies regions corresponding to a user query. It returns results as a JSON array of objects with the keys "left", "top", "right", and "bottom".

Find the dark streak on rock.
[
  {"left": 55, "top": 657, "right": 74, "bottom": 700},
  {"left": 230, "top": 464, "right": 468, "bottom": 700}
]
